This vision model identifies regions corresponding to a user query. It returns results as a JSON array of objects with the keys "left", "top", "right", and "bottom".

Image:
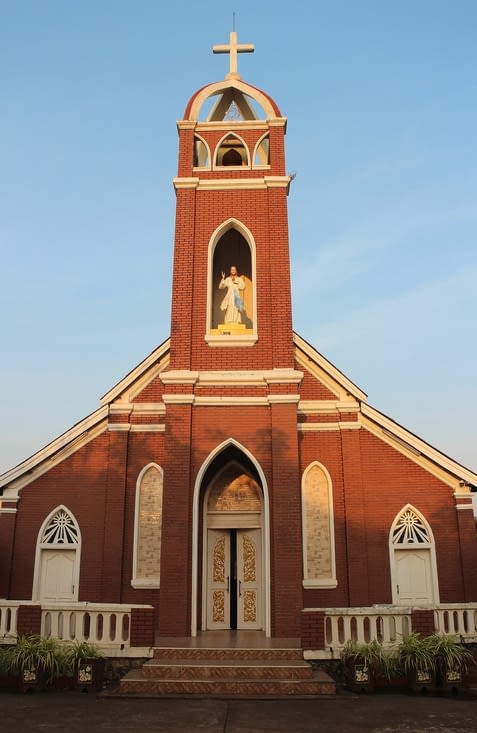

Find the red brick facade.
[{"left": 1, "top": 63, "right": 476, "bottom": 646}]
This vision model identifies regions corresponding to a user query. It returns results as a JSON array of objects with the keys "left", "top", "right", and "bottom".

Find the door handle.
[
  {"left": 226, "top": 576, "right": 229, "bottom": 593},
  {"left": 239, "top": 580, "right": 242, "bottom": 597}
]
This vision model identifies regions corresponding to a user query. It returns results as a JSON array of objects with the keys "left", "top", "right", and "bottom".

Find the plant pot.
[
  {"left": 18, "top": 667, "right": 44, "bottom": 693},
  {"left": 75, "top": 658, "right": 106, "bottom": 692},
  {"left": 345, "top": 661, "right": 375, "bottom": 693},
  {"left": 408, "top": 668, "right": 437, "bottom": 695},
  {"left": 438, "top": 667, "right": 465, "bottom": 694}
]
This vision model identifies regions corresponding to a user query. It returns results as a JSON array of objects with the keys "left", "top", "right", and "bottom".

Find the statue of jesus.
[{"left": 219, "top": 266, "right": 245, "bottom": 324}]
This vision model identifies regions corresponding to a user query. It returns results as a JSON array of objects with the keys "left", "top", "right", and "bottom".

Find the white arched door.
[
  {"left": 33, "top": 506, "right": 81, "bottom": 602},
  {"left": 389, "top": 505, "right": 439, "bottom": 606}
]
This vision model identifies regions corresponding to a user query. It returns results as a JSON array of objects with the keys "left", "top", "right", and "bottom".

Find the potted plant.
[
  {"left": 9, "top": 635, "right": 69, "bottom": 691},
  {"left": 429, "top": 633, "right": 474, "bottom": 694},
  {"left": 66, "top": 640, "right": 105, "bottom": 692},
  {"left": 396, "top": 632, "right": 437, "bottom": 694},
  {"left": 0, "top": 644, "right": 16, "bottom": 691},
  {"left": 341, "top": 639, "right": 392, "bottom": 693}
]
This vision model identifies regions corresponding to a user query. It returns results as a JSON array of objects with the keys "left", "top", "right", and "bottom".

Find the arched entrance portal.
[{"left": 191, "top": 441, "right": 270, "bottom": 636}]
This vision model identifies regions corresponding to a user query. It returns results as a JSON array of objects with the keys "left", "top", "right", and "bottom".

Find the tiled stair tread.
[
  {"left": 119, "top": 669, "right": 336, "bottom": 698},
  {"left": 123, "top": 669, "right": 332, "bottom": 681},
  {"left": 145, "top": 658, "right": 313, "bottom": 668},
  {"left": 153, "top": 647, "right": 304, "bottom": 659}
]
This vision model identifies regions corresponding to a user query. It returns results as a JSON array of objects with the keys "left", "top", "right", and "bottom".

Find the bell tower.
[
  {"left": 159, "top": 33, "right": 304, "bottom": 638},
  {"left": 168, "top": 31, "right": 295, "bottom": 370}
]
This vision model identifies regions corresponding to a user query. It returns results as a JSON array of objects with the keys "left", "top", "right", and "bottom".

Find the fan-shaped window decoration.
[
  {"left": 132, "top": 464, "right": 163, "bottom": 588},
  {"left": 301, "top": 462, "right": 337, "bottom": 588},
  {"left": 253, "top": 134, "right": 270, "bottom": 166},
  {"left": 392, "top": 508, "right": 430, "bottom": 545},
  {"left": 215, "top": 134, "right": 249, "bottom": 167},
  {"left": 193, "top": 135, "right": 210, "bottom": 168},
  {"left": 41, "top": 508, "right": 79, "bottom": 544}
]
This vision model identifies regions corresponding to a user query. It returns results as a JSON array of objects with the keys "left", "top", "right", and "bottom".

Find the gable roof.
[{"left": 1, "top": 333, "right": 476, "bottom": 497}]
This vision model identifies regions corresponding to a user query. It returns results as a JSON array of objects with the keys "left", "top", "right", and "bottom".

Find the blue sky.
[{"left": 1, "top": 2, "right": 476, "bottom": 494}]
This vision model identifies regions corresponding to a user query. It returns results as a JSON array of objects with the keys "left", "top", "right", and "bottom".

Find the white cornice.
[
  {"left": 293, "top": 332, "right": 367, "bottom": 402},
  {"left": 193, "top": 120, "right": 275, "bottom": 132},
  {"left": 100, "top": 338, "right": 170, "bottom": 405},
  {"left": 360, "top": 404, "right": 477, "bottom": 488},
  {"left": 298, "top": 422, "right": 361, "bottom": 432},
  {"left": 298, "top": 400, "right": 360, "bottom": 414},
  {"left": 160, "top": 368, "right": 303, "bottom": 387},
  {"left": 0, "top": 409, "right": 108, "bottom": 497},
  {"left": 173, "top": 176, "right": 290, "bottom": 192}
]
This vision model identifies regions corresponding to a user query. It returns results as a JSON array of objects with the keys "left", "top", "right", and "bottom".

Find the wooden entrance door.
[
  {"left": 207, "top": 529, "right": 262, "bottom": 629},
  {"left": 394, "top": 549, "right": 434, "bottom": 605},
  {"left": 39, "top": 549, "right": 76, "bottom": 602}
]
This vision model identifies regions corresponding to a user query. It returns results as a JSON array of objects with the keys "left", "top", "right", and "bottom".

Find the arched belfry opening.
[
  {"left": 192, "top": 442, "right": 270, "bottom": 636},
  {"left": 210, "top": 227, "right": 254, "bottom": 332}
]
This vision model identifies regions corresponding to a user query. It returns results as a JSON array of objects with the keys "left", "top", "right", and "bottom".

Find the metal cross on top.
[{"left": 213, "top": 31, "right": 254, "bottom": 80}]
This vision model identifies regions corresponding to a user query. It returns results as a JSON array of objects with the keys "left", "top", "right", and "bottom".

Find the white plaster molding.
[
  {"left": 108, "top": 424, "right": 131, "bottom": 432},
  {"left": 298, "top": 400, "right": 360, "bottom": 414},
  {"left": 456, "top": 504, "right": 474, "bottom": 510},
  {"left": 194, "top": 396, "right": 269, "bottom": 406},
  {"left": 205, "top": 334, "right": 258, "bottom": 347},
  {"left": 131, "top": 579, "right": 160, "bottom": 588},
  {"left": 172, "top": 177, "right": 200, "bottom": 189},
  {"left": 194, "top": 120, "right": 274, "bottom": 132},
  {"left": 132, "top": 403, "right": 166, "bottom": 415},
  {"left": 100, "top": 338, "right": 170, "bottom": 405},
  {"left": 160, "top": 370, "right": 199, "bottom": 385},
  {"left": 130, "top": 424, "right": 165, "bottom": 432},
  {"left": 0, "top": 409, "right": 108, "bottom": 496},
  {"left": 298, "top": 422, "right": 360, "bottom": 432},
  {"left": 267, "top": 394, "right": 300, "bottom": 404},
  {"left": 186, "top": 79, "right": 279, "bottom": 120},
  {"left": 0, "top": 507, "right": 18, "bottom": 514},
  {"left": 303, "top": 580, "right": 338, "bottom": 589},
  {"left": 109, "top": 404, "right": 134, "bottom": 416},
  {"left": 174, "top": 176, "right": 291, "bottom": 192},
  {"left": 293, "top": 332, "right": 367, "bottom": 402},
  {"left": 361, "top": 404, "right": 477, "bottom": 488},
  {"left": 162, "top": 394, "right": 195, "bottom": 405}
]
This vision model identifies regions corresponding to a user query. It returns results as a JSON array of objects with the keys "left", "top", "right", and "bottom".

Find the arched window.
[
  {"left": 206, "top": 221, "right": 256, "bottom": 345},
  {"left": 193, "top": 135, "right": 210, "bottom": 168},
  {"left": 389, "top": 505, "right": 439, "bottom": 606},
  {"left": 32, "top": 505, "right": 81, "bottom": 602},
  {"left": 215, "top": 133, "right": 249, "bottom": 167},
  {"left": 253, "top": 134, "right": 270, "bottom": 167},
  {"left": 132, "top": 464, "right": 163, "bottom": 588},
  {"left": 301, "top": 462, "right": 337, "bottom": 588}
]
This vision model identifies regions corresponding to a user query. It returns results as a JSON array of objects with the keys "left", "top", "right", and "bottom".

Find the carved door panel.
[
  {"left": 207, "top": 530, "right": 231, "bottom": 629},
  {"left": 237, "top": 529, "right": 261, "bottom": 629}
]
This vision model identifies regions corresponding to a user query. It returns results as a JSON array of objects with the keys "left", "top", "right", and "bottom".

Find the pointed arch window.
[
  {"left": 215, "top": 133, "right": 249, "bottom": 167},
  {"left": 206, "top": 220, "right": 257, "bottom": 346},
  {"left": 301, "top": 462, "right": 337, "bottom": 588},
  {"left": 193, "top": 135, "right": 210, "bottom": 168},
  {"left": 253, "top": 134, "right": 270, "bottom": 167},
  {"left": 132, "top": 464, "right": 163, "bottom": 588}
]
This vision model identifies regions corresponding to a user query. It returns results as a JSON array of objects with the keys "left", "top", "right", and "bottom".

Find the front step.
[{"left": 118, "top": 646, "right": 336, "bottom": 698}]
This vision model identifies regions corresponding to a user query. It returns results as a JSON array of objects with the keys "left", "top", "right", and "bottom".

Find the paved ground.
[{"left": 0, "top": 690, "right": 476, "bottom": 732}]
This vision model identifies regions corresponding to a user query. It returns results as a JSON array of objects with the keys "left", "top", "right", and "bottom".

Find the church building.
[{"left": 1, "top": 34, "right": 476, "bottom": 659}]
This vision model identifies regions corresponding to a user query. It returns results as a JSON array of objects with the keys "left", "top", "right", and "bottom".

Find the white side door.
[
  {"left": 39, "top": 549, "right": 76, "bottom": 602},
  {"left": 394, "top": 549, "right": 434, "bottom": 605}
]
